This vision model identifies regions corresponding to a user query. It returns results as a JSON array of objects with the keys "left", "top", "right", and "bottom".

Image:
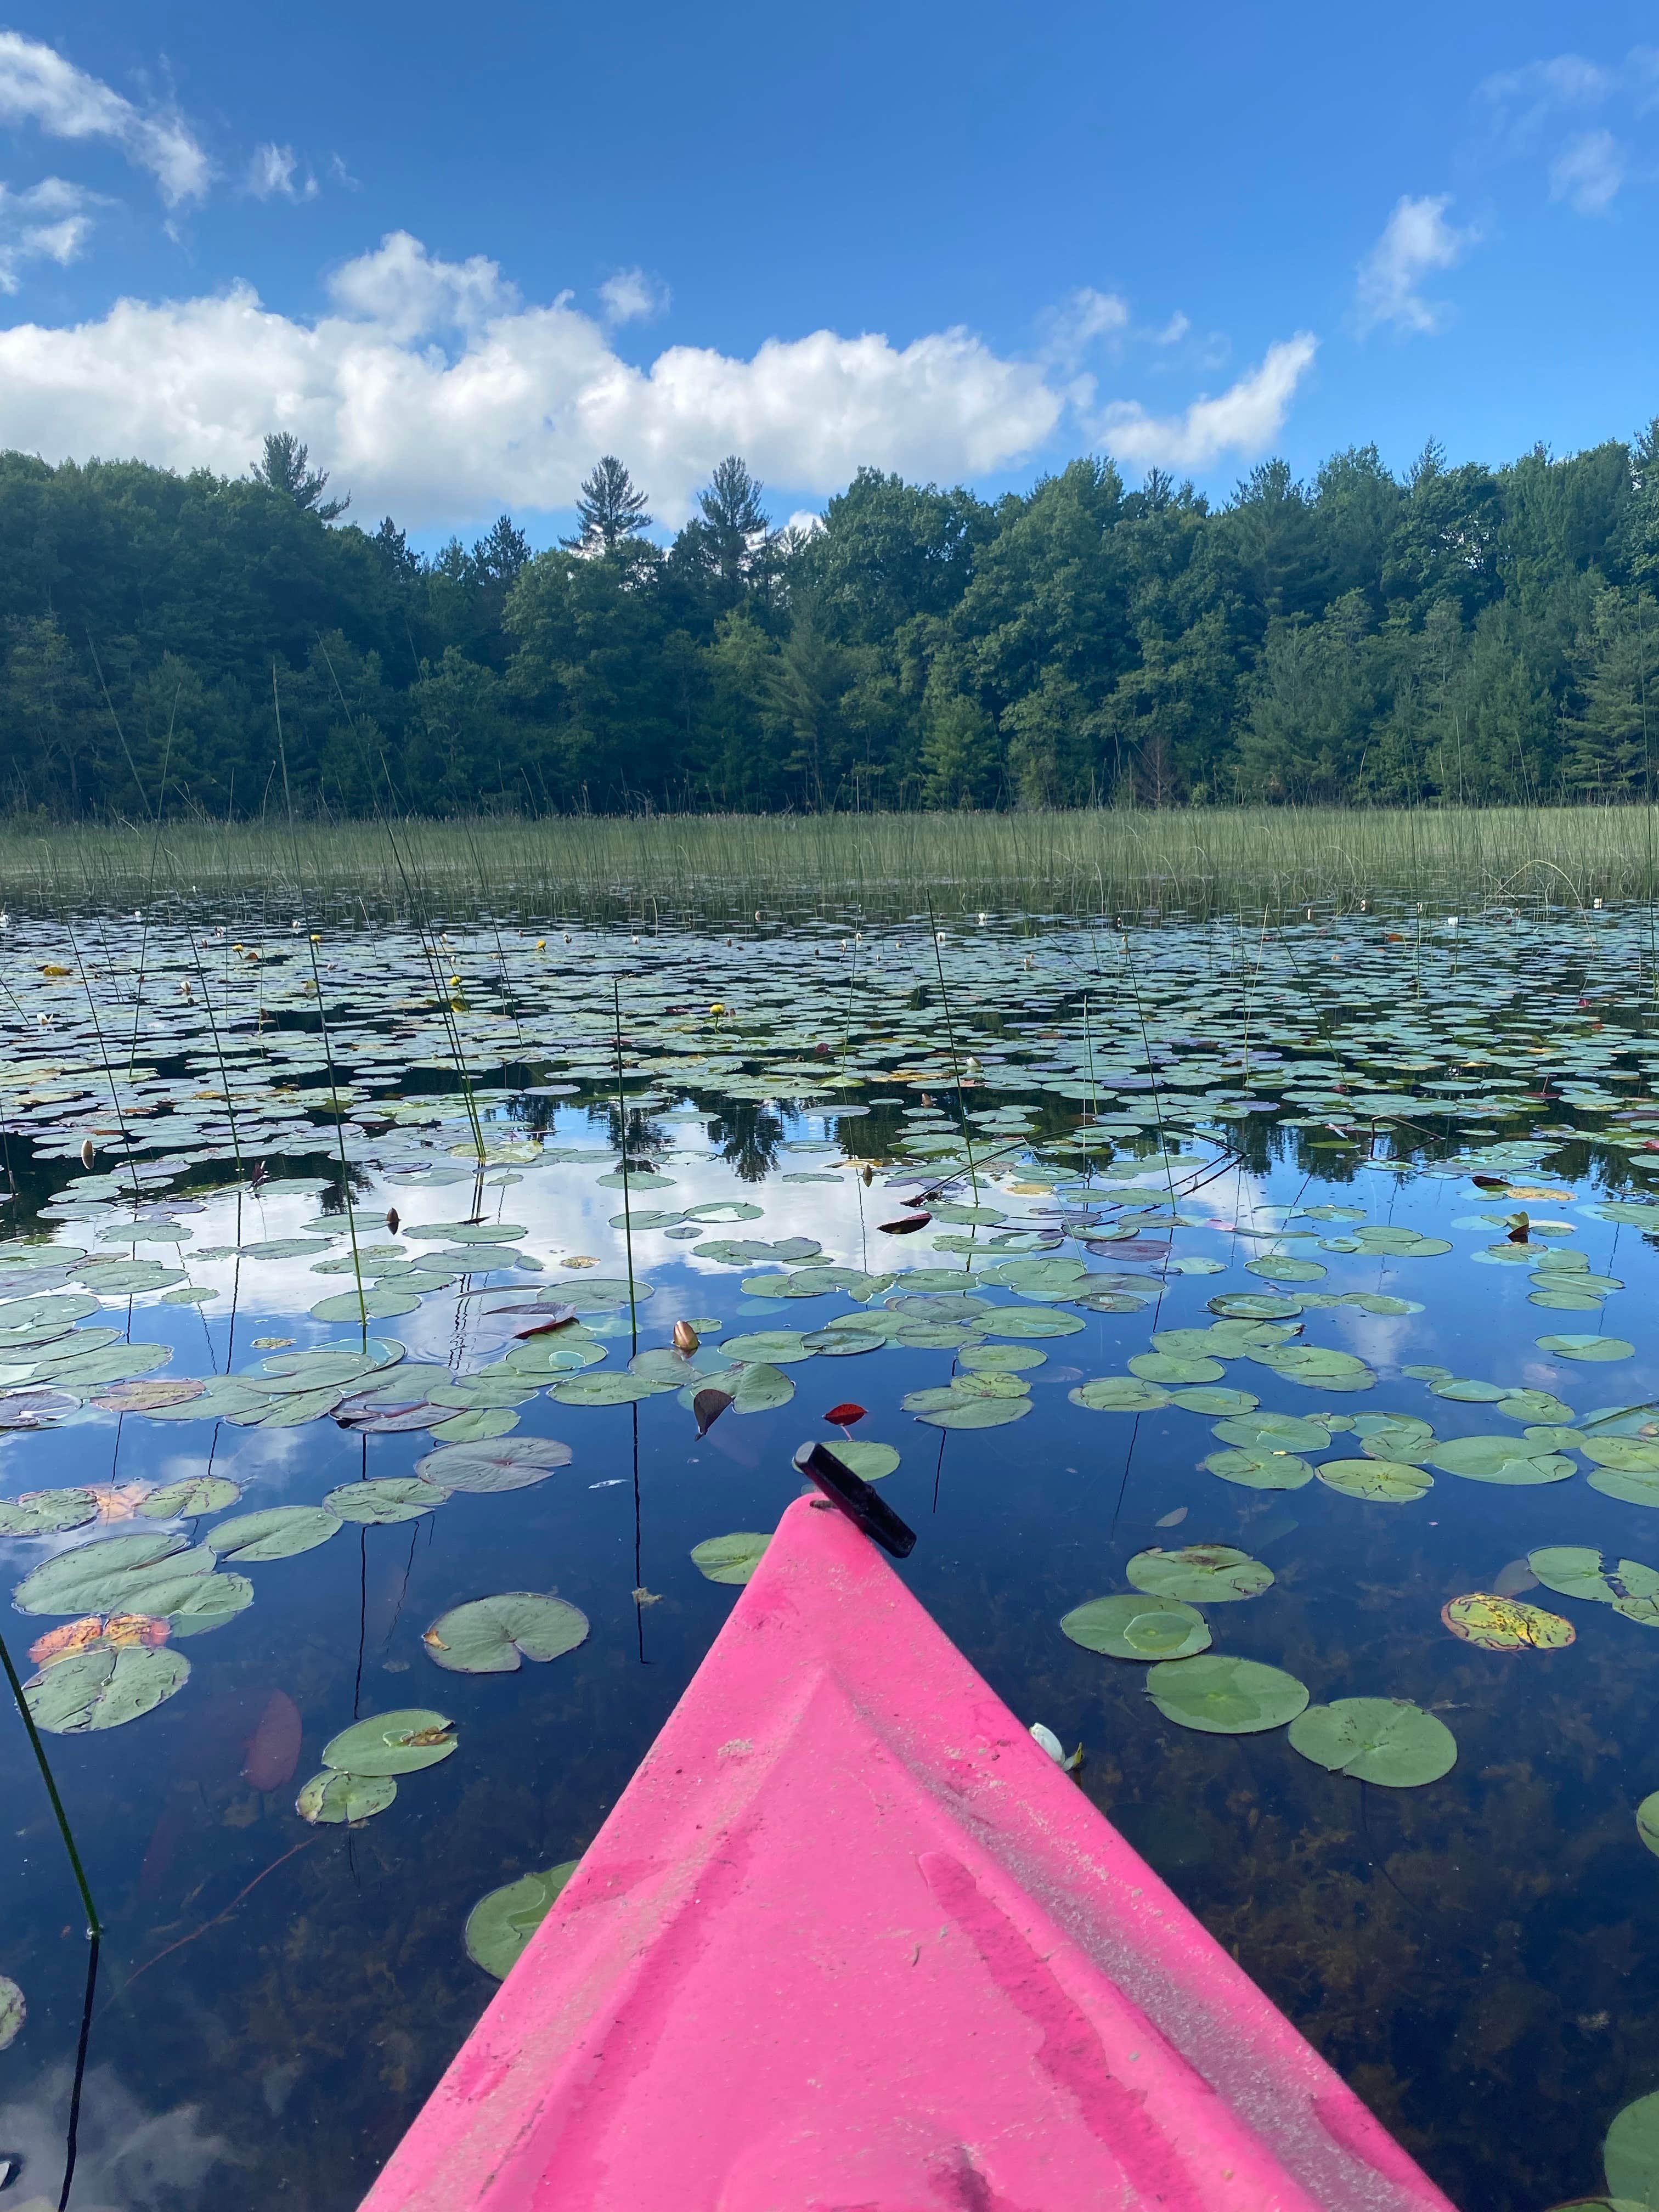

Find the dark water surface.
[{"left": 0, "top": 904, "right": 1654, "bottom": 2209}]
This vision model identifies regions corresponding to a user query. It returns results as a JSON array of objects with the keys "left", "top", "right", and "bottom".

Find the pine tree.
[
  {"left": 1562, "top": 587, "right": 1659, "bottom": 799},
  {"left": 563, "top": 458, "right": 652, "bottom": 552},
  {"left": 251, "top": 432, "right": 349, "bottom": 519}
]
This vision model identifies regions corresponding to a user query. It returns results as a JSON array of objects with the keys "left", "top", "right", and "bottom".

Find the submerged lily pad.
[
  {"left": 422, "top": 1593, "right": 589, "bottom": 1673},
  {"left": 465, "top": 1861, "right": 579, "bottom": 1979},
  {"left": 1146, "top": 1654, "right": 1308, "bottom": 1735},
  {"left": 1125, "top": 1545, "right": 1273, "bottom": 1602},
  {"left": 24, "top": 1642, "right": 190, "bottom": 1732},
  {"left": 207, "top": 1506, "right": 343, "bottom": 1562},
  {"left": 1288, "top": 1698, "right": 1456, "bottom": 1786},
  {"left": 321, "top": 1708, "right": 457, "bottom": 1775},
  {"left": 296, "top": 1770, "right": 398, "bottom": 1825},
  {"left": 1059, "top": 1594, "right": 1210, "bottom": 1661},
  {"left": 691, "top": 1532, "right": 771, "bottom": 1584}
]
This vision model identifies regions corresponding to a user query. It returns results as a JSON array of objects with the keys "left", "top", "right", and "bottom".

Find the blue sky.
[{"left": 1, "top": 1, "right": 1656, "bottom": 546}]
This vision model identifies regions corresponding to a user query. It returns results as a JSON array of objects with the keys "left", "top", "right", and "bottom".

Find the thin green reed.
[
  {"left": 612, "top": 979, "right": 639, "bottom": 1355},
  {"left": 0, "top": 1623, "right": 101, "bottom": 1938}
]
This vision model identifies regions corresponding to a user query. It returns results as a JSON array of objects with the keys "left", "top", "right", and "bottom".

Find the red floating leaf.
[
  {"left": 693, "top": 1387, "right": 733, "bottom": 1438},
  {"left": 824, "top": 1403, "right": 866, "bottom": 1427}
]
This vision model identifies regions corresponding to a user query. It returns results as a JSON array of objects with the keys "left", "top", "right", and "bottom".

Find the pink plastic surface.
[{"left": 360, "top": 1494, "right": 1457, "bottom": 2210}]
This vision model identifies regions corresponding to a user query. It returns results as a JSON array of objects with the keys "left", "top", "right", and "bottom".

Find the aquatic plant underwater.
[{"left": 2, "top": 889, "right": 1659, "bottom": 2203}]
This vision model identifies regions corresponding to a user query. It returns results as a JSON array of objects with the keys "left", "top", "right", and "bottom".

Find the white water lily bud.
[{"left": 1029, "top": 1722, "right": 1065, "bottom": 1764}]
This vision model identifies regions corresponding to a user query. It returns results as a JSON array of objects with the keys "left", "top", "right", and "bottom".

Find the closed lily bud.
[
  {"left": 80, "top": 1137, "right": 95, "bottom": 1170},
  {"left": 673, "top": 1321, "right": 699, "bottom": 1353},
  {"left": 386, "top": 1206, "right": 400, "bottom": 1235}
]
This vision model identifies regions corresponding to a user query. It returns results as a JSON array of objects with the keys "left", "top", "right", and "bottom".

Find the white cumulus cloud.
[
  {"left": 1549, "top": 128, "right": 1626, "bottom": 212},
  {"left": 1355, "top": 194, "right": 1479, "bottom": 336},
  {"left": 0, "top": 30, "right": 209, "bottom": 205},
  {"left": 599, "top": 266, "right": 668, "bottom": 324},
  {"left": 1092, "top": 334, "right": 1318, "bottom": 472},
  {"left": 0, "top": 231, "right": 1066, "bottom": 527}
]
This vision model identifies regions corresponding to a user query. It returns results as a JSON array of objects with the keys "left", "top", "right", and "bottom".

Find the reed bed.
[{"left": 1, "top": 805, "right": 1655, "bottom": 922}]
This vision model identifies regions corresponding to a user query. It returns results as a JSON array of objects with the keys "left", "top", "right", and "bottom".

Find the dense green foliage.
[{"left": 5, "top": 427, "right": 1659, "bottom": 815}]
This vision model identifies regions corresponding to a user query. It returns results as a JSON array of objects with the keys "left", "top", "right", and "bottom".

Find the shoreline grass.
[{"left": 2, "top": 805, "right": 1657, "bottom": 921}]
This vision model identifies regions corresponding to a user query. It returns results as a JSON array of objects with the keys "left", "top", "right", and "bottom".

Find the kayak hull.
[{"left": 360, "top": 1493, "right": 1455, "bottom": 2210}]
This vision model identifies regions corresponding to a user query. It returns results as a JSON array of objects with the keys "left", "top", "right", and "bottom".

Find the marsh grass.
[{"left": 5, "top": 805, "right": 1659, "bottom": 921}]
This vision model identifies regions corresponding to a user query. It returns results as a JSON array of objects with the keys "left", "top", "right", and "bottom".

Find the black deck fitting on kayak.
[{"left": 793, "top": 1441, "right": 917, "bottom": 1559}]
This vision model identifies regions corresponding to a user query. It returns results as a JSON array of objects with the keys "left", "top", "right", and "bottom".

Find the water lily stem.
[{"left": 0, "top": 1625, "right": 101, "bottom": 1938}]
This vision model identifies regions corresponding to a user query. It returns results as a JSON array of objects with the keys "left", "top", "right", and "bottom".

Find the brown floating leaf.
[
  {"left": 693, "top": 1387, "right": 732, "bottom": 1438},
  {"left": 88, "top": 1482, "right": 156, "bottom": 1522},
  {"left": 878, "top": 1215, "right": 931, "bottom": 1235}
]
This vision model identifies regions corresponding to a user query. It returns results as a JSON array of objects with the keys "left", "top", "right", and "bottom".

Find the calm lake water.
[{"left": 0, "top": 900, "right": 1655, "bottom": 2210}]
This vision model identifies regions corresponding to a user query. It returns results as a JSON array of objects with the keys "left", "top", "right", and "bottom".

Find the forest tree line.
[{"left": 3, "top": 424, "right": 1659, "bottom": 816}]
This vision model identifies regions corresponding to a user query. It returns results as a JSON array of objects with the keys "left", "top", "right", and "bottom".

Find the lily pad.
[
  {"left": 1638, "top": 1793, "right": 1659, "bottom": 1860},
  {"left": 729, "top": 1362, "right": 796, "bottom": 1414},
  {"left": 1070, "top": 1377, "right": 1171, "bottom": 1413},
  {"left": 1250, "top": 1345, "right": 1375, "bottom": 1391},
  {"left": 1214, "top": 1411, "right": 1330, "bottom": 1452},
  {"left": 1429, "top": 1436, "right": 1575, "bottom": 1486},
  {"left": 206, "top": 1506, "right": 343, "bottom": 1562},
  {"left": 14, "top": 1530, "right": 205, "bottom": 1615},
  {"left": 296, "top": 1770, "right": 398, "bottom": 1825},
  {"left": 0, "top": 1974, "right": 22, "bottom": 2049},
  {"left": 0, "top": 1489, "right": 99, "bottom": 1536},
  {"left": 1125, "top": 1545, "right": 1273, "bottom": 1602},
  {"left": 1442, "top": 1592, "right": 1576, "bottom": 1650},
  {"left": 321, "top": 1707, "right": 457, "bottom": 1775},
  {"left": 1146, "top": 1654, "right": 1308, "bottom": 1735},
  {"left": 139, "top": 1476, "right": 241, "bottom": 1519},
  {"left": 325, "top": 1477, "right": 450, "bottom": 1525},
  {"left": 1605, "top": 2091, "right": 1659, "bottom": 2206},
  {"left": 1316, "top": 1459, "right": 1434, "bottom": 1502},
  {"left": 1129, "top": 1352, "right": 1226, "bottom": 1385},
  {"left": 422, "top": 1593, "right": 589, "bottom": 1673},
  {"left": 415, "top": 1437, "right": 573, "bottom": 1493},
  {"left": 465, "top": 1861, "right": 578, "bottom": 1979},
  {"left": 691, "top": 1532, "right": 771, "bottom": 1585},
  {"left": 24, "top": 1643, "right": 190, "bottom": 1733},
  {"left": 309, "top": 1288, "right": 422, "bottom": 1323},
  {"left": 812, "top": 1440, "right": 899, "bottom": 1480},
  {"left": 1528, "top": 1547, "right": 1659, "bottom": 1613},
  {"left": 548, "top": 1372, "right": 666, "bottom": 1407},
  {"left": 1059, "top": 1594, "right": 1210, "bottom": 1661},
  {"left": 1288, "top": 1698, "right": 1457, "bottom": 1787},
  {"left": 1203, "top": 1447, "right": 1313, "bottom": 1491},
  {"left": 1537, "top": 1334, "right": 1634, "bottom": 1362}
]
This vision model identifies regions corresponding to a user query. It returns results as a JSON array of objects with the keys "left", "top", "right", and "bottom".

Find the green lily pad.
[
  {"left": 0, "top": 1488, "right": 99, "bottom": 1536},
  {"left": 1429, "top": 1436, "right": 1575, "bottom": 1485},
  {"left": 543, "top": 1277, "right": 653, "bottom": 1310},
  {"left": 1245, "top": 1255, "right": 1328, "bottom": 1282},
  {"left": 980, "top": 1308, "right": 1084, "bottom": 1339},
  {"left": 325, "top": 1477, "right": 450, "bottom": 1525},
  {"left": 1637, "top": 1792, "right": 1659, "bottom": 1860},
  {"left": 1288, "top": 1698, "right": 1457, "bottom": 1787},
  {"left": 422, "top": 1593, "right": 589, "bottom": 1673},
  {"left": 958, "top": 1345, "right": 1047, "bottom": 1373},
  {"left": 1606, "top": 2092, "right": 1659, "bottom": 2207},
  {"left": 1537, "top": 1334, "right": 1634, "bottom": 1362},
  {"left": 309, "top": 1288, "right": 422, "bottom": 1322},
  {"left": 691, "top": 1532, "right": 771, "bottom": 1584},
  {"left": 1528, "top": 1547, "right": 1659, "bottom": 1609},
  {"left": 1589, "top": 1465, "right": 1659, "bottom": 1508},
  {"left": 1579, "top": 1436, "right": 1659, "bottom": 1473},
  {"left": 1250, "top": 1345, "right": 1375, "bottom": 1391},
  {"left": 1214, "top": 1412, "right": 1330, "bottom": 1452},
  {"left": 1203, "top": 1447, "right": 1313, "bottom": 1491},
  {"left": 321, "top": 1707, "right": 457, "bottom": 1775},
  {"left": 1129, "top": 1352, "right": 1226, "bottom": 1385},
  {"left": 1316, "top": 1459, "right": 1435, "bottom": 1502},
  {"left": 1146, "top": 1654, "right": 1308, "bottom": 1735},
  {"left": 427, "top": 1407, "right": 520, "bottom": 1445},
  {"left": 206, "top": 1506, "right": 343, "bottom": 1561},
  {"left": 814, "top": 1440, "right": 900, "bottom": 1480},
  {"left": 24, "top": 1643, "right": 190, "bottom": 1733},
  {"left": 1170, "top": 1386, "right": 1261, "bottom": 1414},
  {"left": 13, "top": 1530, "right": 205, "bottom": 1614},
  {"left": 915, "top": 1392, "right": 1032, "bottom": 1429},
  {"left": 1125, "top": 1545, "right": 1273, "bottom": 1602},
  {"left": 1356, "top": 1414, "right": 1436, "bottom": 1463},
  {"left": 1494, "top": 1389, "right": 1576, "bottom": 1425},
  {"left": 296, "top": 1770, "right": 398, "bottom": 1825},
  {"left": 1059, "top": 1594, "right": 1210, "bottom": 1661},
  {"left": 0, "top": 1973, "right": 22, "bottom": 2049},
  {"left": 465, "top": 1861, "right": 579, "bottom": 1979},
  {"left": 139, "top": 1476, "right": 241, "bottom": 1518},
  {"left": 1070, "top": 1377, "right": 1171, "bottom": 1412},
  {"left": 719, "top": 1330, "right": 814, "bottom": 1364},
  {"left": 415, "top": 1437, "right": 573, "bottom": 1492},
  {"left": 729, "top": 1362, "right": 796, "bottom": 1414},
  {"left": 549, "top": 1372, "right": 667, "bottom": 1406}
]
